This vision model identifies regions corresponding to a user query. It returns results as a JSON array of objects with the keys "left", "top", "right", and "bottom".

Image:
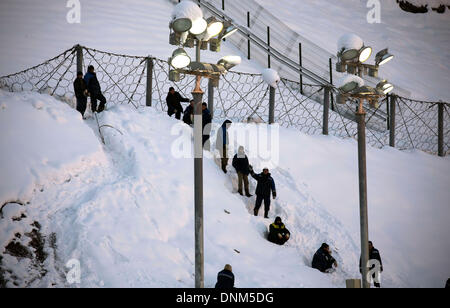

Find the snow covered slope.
[{"left": 1, "top": 91, "right": 449, "bottom": 288}]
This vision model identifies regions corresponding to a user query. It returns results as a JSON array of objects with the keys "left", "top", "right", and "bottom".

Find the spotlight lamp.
[
  {"left": 219, "top": 24, "right": 238, "bottom": 40},
  {"left": 190, "top": 18, "right": 207, "bottom": 35},
  {"left": 354, "top": 85, "right": 377, "bottom": 96},
  {"left": 217, "top": 55, "right": 242, "bottom": 71},
  {"left": 339, "top": 47, "right": 359, "bottom": 62},
  {"left": 376, "top": 80, "right": 394, "bottom": 94},
  {"left": 339, "top": 81, "right": 360, "bottom": 93},
  {"left": 375, "top": 48, "right": 394, "bottom": 66},
  {"left": 206, "top": 16, "right": 224, "bottom": 38},
  {"left": 170, "top": 48, "right": 191, "bottom": 69},
  {"left": 171, "top": 17, "right": 192, "bottom": 33},
  {"left": 169, "top": 69, "right": 181, "bottom": 82},
  {"left": 358, "top": 46, "right": 372, "bottom": 63}
]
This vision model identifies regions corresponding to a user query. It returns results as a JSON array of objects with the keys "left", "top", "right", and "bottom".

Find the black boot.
[
  {"left": 245, "top": 190, "right": 252, "bottom": 197},
  {"left": 254, "top": 208, "right": 258, "bottom": 216},
  {"left": 264, "top": 211, "right": 269, "bottom": 219},
  {"left": 238, "top": 190, "right": 243, "bottom": 196}
]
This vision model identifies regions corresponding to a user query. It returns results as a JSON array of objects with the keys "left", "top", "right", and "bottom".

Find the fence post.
[
  {"left": 146, "top": 57, "right": 153, "bottom": 107},
  {"left": 386, "top": 95, "right": 390, "bottom": 130},
  {"left": 267, "top": 26, "right": 271, "bottom": 68},
  {"left": 389, "top": 95, "right": 396, "bottom": 148},
  {"left": 329, "top": 58, "right": 334, "bottom": 111},
  {"left": 438, "top": 102, "right": 444, "bottom": 157},
  {"left": 247, "top": 12, "right": 251, "bottom": 60},
  {"left": 299, "top": 43, "right": 303, "bottom": 95},
  {"left": 76, "top": 45, "right": 83, "bottom": 74},
  {"left": 323, "top": 87, "right": 330, "bottom": 135},
  {"left": 222, "top": 0, "right": 225, "bottom": 10},
  {"left": 208, "top": 79, "right": 214, "bottom": 118},
  {"left": 269, "top": 86, "right": 275, "bottom": 124}
]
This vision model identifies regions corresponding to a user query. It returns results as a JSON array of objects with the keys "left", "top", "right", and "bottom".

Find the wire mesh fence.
[{"left": 0, "top": 45, "right": 448, "bottom": 156}]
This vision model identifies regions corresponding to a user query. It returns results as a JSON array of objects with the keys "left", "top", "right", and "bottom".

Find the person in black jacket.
[
  {"left": 312, "top": 243, "right": 338, "bottom": 273},
  {"left": 359, "top": 241, "right": 383, "bottom": 288},
  {"left": 202, "top": 103, "right": 212, "bottom": 149},
  {"left": 73, "top": 71, "right": 87, "bottom": 117},
  {"left": 183, "top": 100, "right": 195, "bottom": 125},
  {"left": 216, "top": 120, "right": 232, "bottom": 173},
  {"left": 268, "top": 217, "right": 290, "bottom": 245},
  {"left": 249, "top": 166, "right": 276, "bottom": 218},
  {"left": 446, "top": 278, "right": 450, "bottom": 289},
  {"left": 215, "top": 264, "right": 235, "bottom": 289},
  {"left": 166, "top": 87, "right": 189, "bottom": 120},
  {"left": 232, "top": 146, "right": 252, "bottom": 197},
  {"left": 84, "top": 65, "right": 107, "bottom": 113}
]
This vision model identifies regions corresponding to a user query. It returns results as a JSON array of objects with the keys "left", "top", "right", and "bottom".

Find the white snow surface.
[
  {"left": 1, "top": 91, "right": 449, "bottom": 288},
  {"left": 337, "top": 33, "right": 364, "bottom": 53},
  {"left": 335, "top": 74, "right": 365, "bottom": 89},
  {"left": 171, "top": 0, "right": 204, "bottom": 21},
  {"left": 261, "top": 68, "right": 281, "bottom": 88}
]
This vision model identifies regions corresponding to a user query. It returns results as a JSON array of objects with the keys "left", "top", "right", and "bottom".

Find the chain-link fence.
[{"left": 0, "top": 45, "right": 448, "bottom": 155}]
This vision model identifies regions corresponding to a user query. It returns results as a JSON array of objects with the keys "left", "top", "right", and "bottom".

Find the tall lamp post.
[{"left": 168, "top": 1, "right": 239, "bottom": 288}]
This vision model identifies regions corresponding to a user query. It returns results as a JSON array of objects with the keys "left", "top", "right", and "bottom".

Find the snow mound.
[
  {"left": 261, "top": 68, "right": 281, "bottom": 88},
  {"left": 335, "top": 74, "right": 365, "bottom": 89},
  {"left": 171, "top": 0, "right": 203, "bottom": 21},
  {"left": 0, "top": 90, "right": 108, "bottom": 205},
  {"left": 337, "top": 33, "right": 364, "bottom": 53}
]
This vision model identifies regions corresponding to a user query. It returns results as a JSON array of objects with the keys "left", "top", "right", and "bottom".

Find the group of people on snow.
[{"left": 73, "top": 65, "right": 107, "bottom": 118}]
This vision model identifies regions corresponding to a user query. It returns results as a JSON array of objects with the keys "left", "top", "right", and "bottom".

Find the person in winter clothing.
[
  {"left": 202, "top": 103, "right": 212, "bottom": 149},
  {"left": 312, "top": 243, "right": 338, "bottom": 273},
  {"left": 166, "top": 87, "right": 189, "bottom": 120},
  {"left": 359, "top": 241, "right": 383, "bottom": 288},
  {"left": 249, "top": 166, "right": 276, "bottom": 218},
  {"left": 215, "top": 264, "right": 235, "bottom": 289},
  {"left": 446, "top": 278, "right": 450, "bottom": 289},
  {"left": 268, "top": 216, "right": 290, "bottom": 245},
  {"left": 183, "top": 100, "right": 195, "bottom": 125},
  {"left": 73, "top": 71, "right": 88, "bottom": 117},
  {"left": 232, "top": 146, "right": 252, "bottom": 197},
  {"left": 216, "top": 120, "right": 232, "bottom": 173},
  {"left": 84, "top": 65, "right": 107, "bottom": 113}
]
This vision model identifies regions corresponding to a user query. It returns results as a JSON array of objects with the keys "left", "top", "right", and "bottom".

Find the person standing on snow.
[
  {"left": 232, "top": 146, "right": 252, "bottom": 197},
  {"left": 359, "top": 241, "right": 383, "bottom": 288},
  {"left": 216, "top": 120, "right": 232, "bottom": 173},
  {"left": 215, "top": 264, "right": 235, "bottom": 289},
  {"left": 312, "top": 243, "right": 338, "bottom": 273},
  {"left": 183, "top": 100, "right": 195, "bottom": 125},
  {"left": 268, "top": 216, "right": 290, "bottom": 245},
  {"left": 84, "top": 65, "right": 107, "bottom": 113},
  {"left": 249, "top": 166, "right": 276, "bottom": 218},
  {"left": 202, "top": 103, "right": 212, "bottom": 149},
  {"left": 73, "top": 71, "right": 88, "bottom": 118},
  {"left": 166, "top": 87, "right": 189, "bottom": 120}
]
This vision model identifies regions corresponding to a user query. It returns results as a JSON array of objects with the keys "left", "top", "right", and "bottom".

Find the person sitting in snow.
[
  {"left": 84, "top": 65, "right": 107, "bottom": 113},
  {"left": 215, "top": 264, "right": 235, "bottom": 289},
  {"left": 73, "top": 71, "right": 88, "bottom": 118},
  {"left": 268, "top": 216, "right": 290, "bottom": 245},
  {"left": 249, "top": 166, "right": 276, "bottom": 218},
  {"left": 166, "top": 87, "right": 189, "bottom": 120},
  {"left": 312, "top": 243, "right": 338, "bottom": 273},
  {"left": 232, "top": 146, "right": 252, "bottom": 197}
]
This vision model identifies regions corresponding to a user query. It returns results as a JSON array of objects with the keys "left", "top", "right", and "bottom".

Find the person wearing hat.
[
  {"left": 268, "top": 217, "right": 290, "bottom": 245},
  {"left": 84, "top": 65, "right": 107, "bottom": 113},
  {"left": 166, "top": 87, "right": 189, "bottom": 120},
  {"left": 359, "top": 241, "right": 383, "bottom": 288},
  {"left": 312, "top": 243, "right": 338, "bottom": 273},
  {"left": 215, "top": 264, "right": 235, "bottom": 289},
  {"left": 249, "top": 166, "right": 276, "bottom": 218},
  {"left": 232, "top": 146, "right": 252, "bottom": 197},
  {"left": 73, "top": 71, "right": 88, "bottom": 117}
]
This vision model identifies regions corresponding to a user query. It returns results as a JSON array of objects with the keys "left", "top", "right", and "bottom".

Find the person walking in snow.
[
  {"left": 216, "top": 120, "right": 232, "bottom": 173},
  {"left": 215, "top": 264, "right": 235, "bottom": 289},
  {"left": 84, "top": 65, "right": 107, "bottom": 113},
  {"left": 73, "top": 71, "right": 88, "bottom": 118},
  {"left": 166, "top": 87, "right": 189, "bottom": 120},
  {"left": 183, "top": 100, "right": 195, "bottom": 125},
  {"left": 312, "top": 243, "right": 338, "bottom": 273},
  {"left": 232, "top": 146, "right": 252, "bottom": 197},
  {"left": 268, "top": 216, "right": 290, "bottom": 245},
  {"left": 249, "top": 166, "right": 276, "bottom": 218},
  {"left": 202, "top": 103, "right": 212, "bottom": 149},
  {"left": 359, "top": 241, "right": 383, "bottom": 288}
]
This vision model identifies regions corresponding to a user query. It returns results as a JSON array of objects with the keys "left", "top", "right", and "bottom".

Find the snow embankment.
[{"left": 0, "top": 90, "right": 107, "bottom": 205}]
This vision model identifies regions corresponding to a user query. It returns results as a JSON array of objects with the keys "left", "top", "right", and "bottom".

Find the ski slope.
[{"left": 1, "top": 90, "right": 449, "bottom": 288}]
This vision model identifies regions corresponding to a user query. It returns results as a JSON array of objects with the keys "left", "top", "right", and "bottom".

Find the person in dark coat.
[
  {"left": 216, "top": 120, "right": 232, "bottom": 173},
  {"left": 166, "top": 87, "right": 189, "bottom": 120},
  {"left": 359, "top": 241, "right": 383, "bottom": 288},
  {"left": 232, "top": 146, "right": 252, "bottom": 197},
  {"left": 202, "top": 103, "right": 212, "bottom": 149},
  {"left": 249, "top": 166, "right": 276, "bottom": 218},
  {"left": 446, "top": 278, "right": 450, "bottom": 288},
  {"left": 73, "top": 71, "right": 87, "bottom": 117},
  {"left": 312, "top": 243, "right": 338, "bottom": 273},
  {"left": 84, "top": 65, "right": 107, "bottom": 113},
  {"left": 183, "top": 100, "right": 195, "bottom": 125},
  {"left": 215, "top": 264, "right": 235, "bottom": 289},
  {"left": 268, "top": 217, "right": 290, "bottom": 245}
]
